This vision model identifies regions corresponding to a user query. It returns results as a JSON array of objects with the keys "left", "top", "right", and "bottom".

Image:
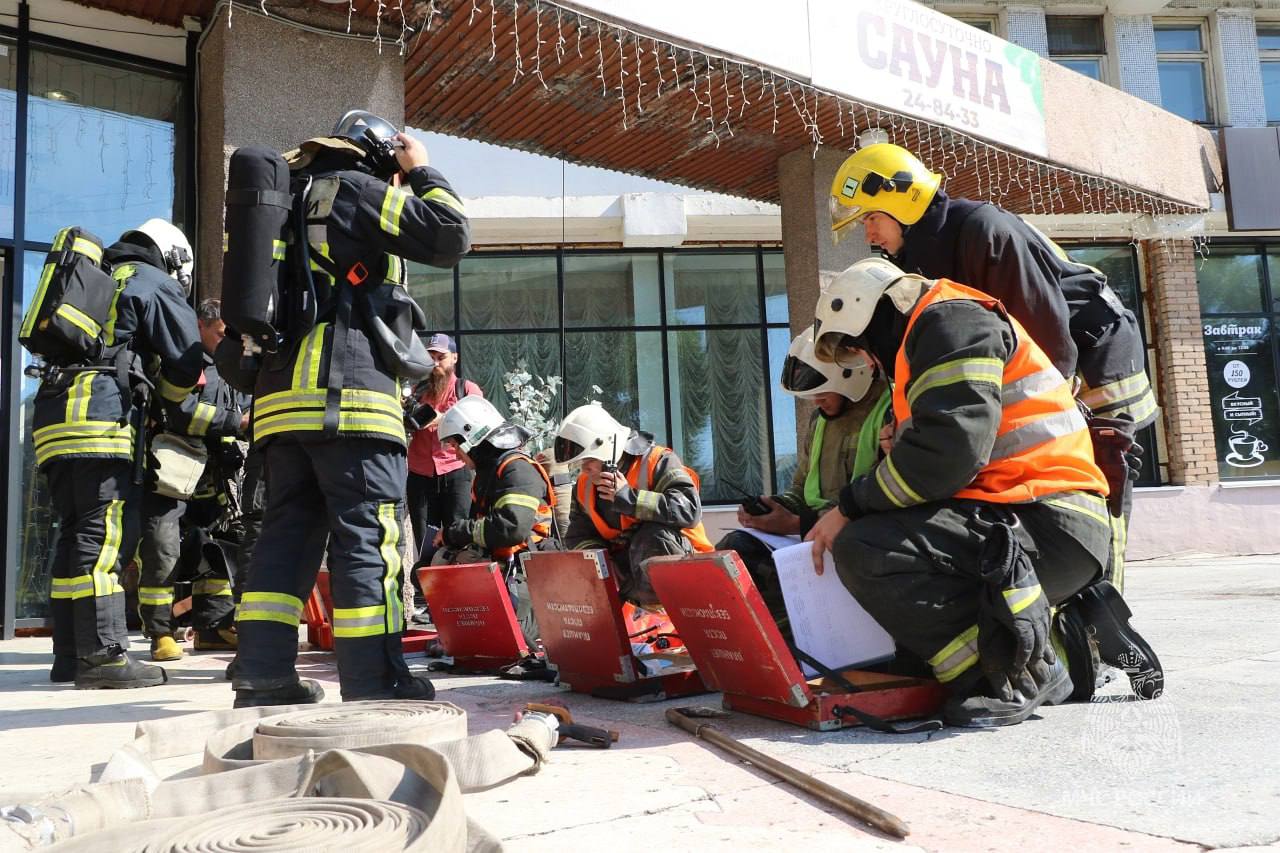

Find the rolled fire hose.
[{"left": 0, "top": 701, "right": 558, "bottom": 852}]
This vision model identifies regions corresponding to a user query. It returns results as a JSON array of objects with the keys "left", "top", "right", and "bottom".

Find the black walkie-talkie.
[{"left": 721, "top": 476, "right": 771, "bottom": 516}]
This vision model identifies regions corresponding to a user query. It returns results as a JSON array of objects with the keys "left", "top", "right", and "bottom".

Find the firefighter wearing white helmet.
[
  {"left": 804, "top": 257, "right": 1162, "bottom": 728},
  {"left": 31, "top": 219, "right": 205, "bottom": 689},
  {"left": 432, "top": 397, "right": 556, "bottom": 654},
  {"left": 555, "top": 403, "right": 713, "bottom": 606},
  {"left": 716, "top": 324, "right": 884, "bottom": 634}
]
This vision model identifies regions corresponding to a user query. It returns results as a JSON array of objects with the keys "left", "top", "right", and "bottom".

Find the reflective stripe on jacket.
[{"left": 577, "top": 446, "right": 714, "bottom": 552}]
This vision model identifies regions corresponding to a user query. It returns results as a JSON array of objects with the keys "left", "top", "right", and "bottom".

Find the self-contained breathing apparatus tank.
[{"left": 220, "top": 146, "right": 291, "bottom": 363}]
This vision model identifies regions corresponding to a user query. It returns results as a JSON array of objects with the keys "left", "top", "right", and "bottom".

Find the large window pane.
[
  {"left": 763, "top": 251, "right": 788, "bottom": 324},
  {"left": 0, "top": 37, "right": 18, "bottom": 238},
  {"left": 1260, "top": 25, "right": 1280, "bottom": 51},
  {"left": 25, "top": 48, "right": 183, "bottom": 242},
  {"left": 1157, "top": 61, "right": 1209, "bottom": 122},
  {"left": 457, "top": 331, "right": 561, "bottom": 451},
  {"left": 17, "top": 251, "right": 55, "bottom": 620},
  {"left": 1263, "top": 61, "right": 1280, "bottom": 124},
  {"left": 564, "top": 331, "right": 666, "bottom": 443},
  {"left": 1047, "top": 17, "right": 1104, "bottom": 54},
  {"left": 1201, "top": 317, "right": 1280, "bottom": 479},
  {"left": 768, "top": 326, "right": 799, "bottom": 493},
  {"left": 563, "top": 253, "right": 660, "bottom": 327},
  {"left": 1055, "top": 59, "right": 1102, "bottom": 81},
  {"left": 1197, "top": 250, "right": 1266, "bottom": 314},
  {"left": 665, "top": 252, "right": 761, "bottom": 325},
  {"left": 667, "top": 328, "right": 768, "bottom": 500},
  {"left": 459, "top": 255, "right": 557, "bottom": 330},
  {"left": 1154, "top": 25, "right": 1202, "bottom": 52},
  {"left": 405, "top": 263, "right": 455, "bottom": 334},
  {"left": 1067, "top": 246, "right": 1140, "bottom": 311}
]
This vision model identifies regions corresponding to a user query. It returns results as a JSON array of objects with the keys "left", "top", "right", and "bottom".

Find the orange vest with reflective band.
[
  {"left": 892, "top": 280, "right": 1108, "bottom": 503},
  {"left": 474, "top": 452, "right": 557, "bottom": 559},
  {"left": 576, "top": 446, "right": 714, "bottom": 552}
]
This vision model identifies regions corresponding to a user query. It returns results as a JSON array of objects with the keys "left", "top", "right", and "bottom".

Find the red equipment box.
[
  {"left": 521, "top": 549, "right": 708, "bottom": 701},
  {"left": 417, "top": 562, "right": 529, "bottom": 671},
  {"left": 648, "top": 550, "right": 945, "bottom": 730}
]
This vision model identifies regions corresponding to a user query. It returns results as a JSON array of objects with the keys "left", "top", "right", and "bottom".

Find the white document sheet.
[
  {"left": 731, "top": 528, "right": 801, "bottom": 551},
  {"left": 772, "top": 541, "right": 896, "bottom": 677}
]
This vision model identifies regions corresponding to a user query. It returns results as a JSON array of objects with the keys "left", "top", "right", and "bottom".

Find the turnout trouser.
[
  {"left": 236, "top": 436, "right": 411, "bottom": 699},
  {"left": 186, "top": 498, "right": 238, "bottom": 631},
  {"left": 830, "top": 492, "right": 1112, "bottom": 687},
  {"left": 45, "top": 458, "right": 139, "bottom": 659},
  {"left": 137, "top": 491, "right": 185, "bottom": 638},
  {"left": 235, "top": 446, "right": 266, "bottom": 598}
]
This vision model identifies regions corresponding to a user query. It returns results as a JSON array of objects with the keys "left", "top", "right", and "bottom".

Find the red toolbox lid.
[
  {"left": 649, "top": 550, "right": 812, "bottom": 708},
  {"left": 522, "top": 549, "right": 639, "bottom": 685},
  {"left": 419, "top": 562, "right": 528, "bottom": 665}
]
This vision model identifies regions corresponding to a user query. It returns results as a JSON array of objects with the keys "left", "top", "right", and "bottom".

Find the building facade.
[{"left": 0, "top": 0, "right": 1273, "bottom": 635}]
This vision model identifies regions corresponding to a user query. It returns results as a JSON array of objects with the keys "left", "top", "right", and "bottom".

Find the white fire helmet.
[
  {"left": 553, "top": 403, "right": 631, "bottom": 465},
  {"left": 126, "top": 218, "right": 194, "bottom": 293},
  {"left": 438, "top": 396, "right": 507, "bottom": 453},
  {"left": 781, "top": 325, "right": 873, "bottom": 402}
]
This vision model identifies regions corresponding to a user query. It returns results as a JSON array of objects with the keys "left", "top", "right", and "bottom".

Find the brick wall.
[
  {"left": 1215, "top": 8, "right": 1267, "bottom": 128},
  {"left": 1144, "top": 239, "right": 1217, "bottom": 486},
  {"left": 1114, "top": 15, "right": 1163, "bottom": 107},
  {"left": 1003, "top": 6, "right": 1049, "bottom": 57}
]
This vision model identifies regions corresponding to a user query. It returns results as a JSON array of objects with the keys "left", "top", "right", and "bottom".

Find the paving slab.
[{"left": 0, "top": 556, "right": 1277, "bottom": 851}]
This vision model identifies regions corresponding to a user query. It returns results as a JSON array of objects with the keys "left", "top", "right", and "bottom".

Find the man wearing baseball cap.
[{"left": 406, "top": 334, "right": 483, "bottom": 592}]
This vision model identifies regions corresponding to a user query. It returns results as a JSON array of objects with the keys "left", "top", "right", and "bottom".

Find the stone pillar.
[
  {"left": 777, "top": 146, "right": 873, "bottom": 338},
  {"left": 1144, "top": 239, "right": 1216, "bottom": 486},
  {"left": 1113, "top": 16, "right": 1163, "bottom": 108},
  {"left": 1214, "top": 8, "right": 1267, "bottom": 129},
  {"left": 196, "top": 11, "right": 404, "bottom": 298},
  {"left": 1002, "top": 6, "right": 1049, "bottom": 57}
]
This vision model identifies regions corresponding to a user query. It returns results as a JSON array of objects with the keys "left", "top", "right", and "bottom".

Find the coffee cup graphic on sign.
[{"left": 1226, "top": 430, "right": 1268, "bottom": 468}]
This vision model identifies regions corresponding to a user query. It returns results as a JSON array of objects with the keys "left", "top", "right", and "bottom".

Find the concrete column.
[
  {"left": 1002, "top": 6, "right": 1049, "bottom": 58},
  {"left": 1144, "top": 239, "right": 1216, "bottom": 486},
  {"left": 1113, "top": 16, "right": 1163, "bottom": 108},
  {"left": 196, "top": 12, "right": 404, "bottom": 297},
  {"left": 777, "top": 146, "right": 873, "bottom": 338},
  {"left": 1214, "top": 8, "right": 1267, "bottom": 128}
]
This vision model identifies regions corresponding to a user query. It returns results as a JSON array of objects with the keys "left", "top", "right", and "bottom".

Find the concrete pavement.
[{"left": 1, "top": 555, "right": 1277, "bottom": 851}]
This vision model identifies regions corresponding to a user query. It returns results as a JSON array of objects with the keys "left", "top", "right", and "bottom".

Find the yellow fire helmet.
[{"left": 829, "top": 143, "right": 942, "bottom": 243}]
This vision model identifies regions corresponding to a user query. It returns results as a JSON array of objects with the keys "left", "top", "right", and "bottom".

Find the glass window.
[
  {"left": 1048, "top": 17, "right": 1105, "bottom": 82},
  {"left": 25, "top": 48, "right": 184, "bottom": 242},
  {"left": 564, "top": 330, "right": 666, "bottom": 442},
  {"left": 1260, "top": 25, "right": 1280, "bottom": 124},
  {"left": 767, "top": 326, "right": 798, "bottom": 493},
  {"left": 667, "top": 328, "right": 768, "bottom": 500},
  {"left": 563, "top": 253, "right": 660, "bottom": 327},
  {"left": 457, "top": 331, "right": 562, "bottom": 449},
  {"left": 1197, "top": 250, "right": 1266, "bottom": 315},
  {"left": 665, "top": 253, "right": 761, "bottom": 325},
  {"left": 17, "top": 251, "right": 55, "bottom": 620},
  {"left": 956, "top": 17, "right": 995, "bottom": 35},
  {"left": 762, "top": 251, "right": 788, "bottom": 324},
  {"left": 1155, "top": 22, "right": 1211, "bottom": 123},
  {"left": 1201, "top": 317, "right": 1280, "bottom": 479},
  {"left": 405, "top": 264, "right": 455, "bottom": 334},
  {"left": 459, "top": 255, "right": 557, "bottom": 330},
  {"left": 0, "top": 37, "right": 18, "bottom": 238}
]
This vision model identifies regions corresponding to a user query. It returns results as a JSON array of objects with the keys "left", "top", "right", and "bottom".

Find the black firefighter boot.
[
  {"left": 1070, "top": 580, "right": 1163, "bottom": 700},
  {"left": 233, "top": 675, "right": 325, "bottom": 708},
  {"left": 75, "top": 649, "right": 168, "bottom": 690},
  {"left": 943, "top": 656, "right": 1073, "bottom": 728}
]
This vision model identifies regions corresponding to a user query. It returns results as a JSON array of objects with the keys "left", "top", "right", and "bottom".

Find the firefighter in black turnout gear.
[
  {"left": 138, "top": 298, "right": 248, "bottom": 661},
  {"left": 32, "top": 219, "right": 203, "bottom": 688},
  {"left": 224, "top": 111, "right": 470, "bottom": 707}
]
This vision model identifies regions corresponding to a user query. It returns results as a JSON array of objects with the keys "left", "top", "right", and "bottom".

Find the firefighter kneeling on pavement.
[
  {"left": 431, "top": 396, "right": 557, "bottom": 656},
  {"left": 806, "top": 258, "right": 1163, "bottom": 728},
  {"left": 718, "top": 324, "right": 876, "bottom": 636},
  {"left": 554, "top": 403, "right": 713, "bottom": 606}
]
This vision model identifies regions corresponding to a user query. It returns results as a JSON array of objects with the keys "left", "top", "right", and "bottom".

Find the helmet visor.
[
  {"left": 781, "top": 355, "right": 829, "bottom": 394},
  {"left": 554, "top": 436, "right": 585, "bottom": 465},
  {"left": 829, "top": 195, "right": 863, "bottom": 244}
]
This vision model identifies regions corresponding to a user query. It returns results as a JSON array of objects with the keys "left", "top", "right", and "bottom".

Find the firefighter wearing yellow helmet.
[{"left": 829, "top": 143, "right": 1157, "bottom": 442}]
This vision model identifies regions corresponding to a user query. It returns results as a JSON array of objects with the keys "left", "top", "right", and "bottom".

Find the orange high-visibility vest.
[
  {"left": 473, "top": 452, "right": 557, "bottom": 559},
  {"left": 892, "top": 279, "right": 1109, "bottom": 503},
  {"left": 577, "top": 445, "right": 714, "bottom": 552}
]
